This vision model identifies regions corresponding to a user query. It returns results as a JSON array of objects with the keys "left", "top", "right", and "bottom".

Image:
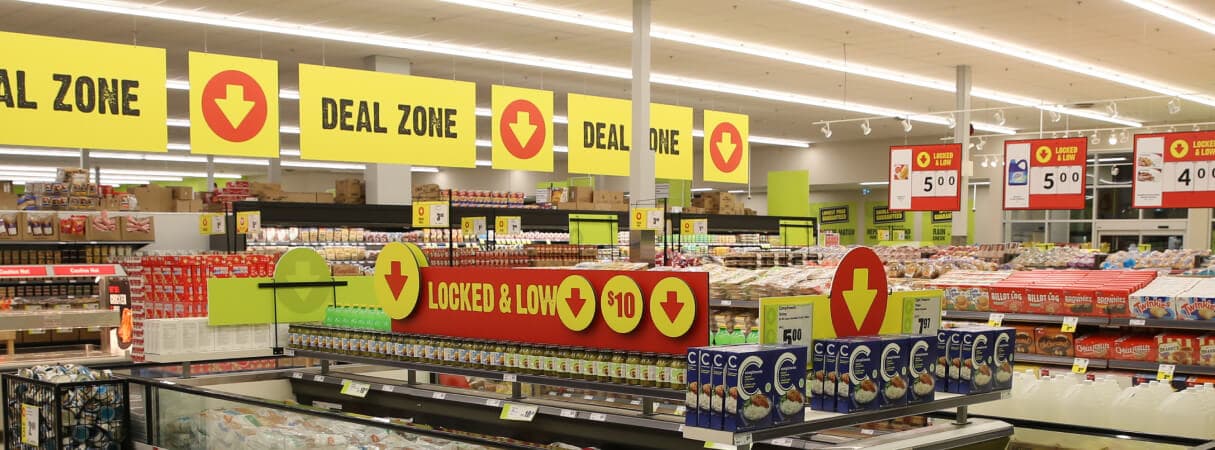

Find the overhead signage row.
[
  {"left": 1003, "top": 137, "right": 1087, "bottom": 210},
  {"left": 888, "top": 143, "right": 963, "bottom": 211},
  {"left": 1133, "top": 130, "right": 1215, "bottom": 208}
]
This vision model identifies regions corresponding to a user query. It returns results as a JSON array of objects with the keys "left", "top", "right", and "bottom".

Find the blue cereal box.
[
  {"left": 902, "top": 334, "right": 937, "bottom": 404},
  {"left": 697, "top": 347, "right": 714, "bottom": 428},
  {"left": 934, "top": 329, "right": 951, "bottom": 393},
  {"left": 708, "top": 348, "right": 727, "bottom": 429},
  {"left": 771, "top": 345, "right": 806, "bottom": 426},
  {"left": 876, "top": 336, "right": 909, "bottom": 409},
  {"left": 990, "top": 327, "right": 1016, "bottom": 391},
  {"left": 836, "top": 337, "right": 880, "bottom": 413},
  {"left": 956, "top": 328, "right": 994, "bottom": 394},
  {"left": 810, "top": 339, "right": 835, "bottom": 412},
  {"left": 717, "top": 344, "right": 806, "bottom": 431},
  {"left": 685, "top": 348, "right": 700, "bottom": 428}
]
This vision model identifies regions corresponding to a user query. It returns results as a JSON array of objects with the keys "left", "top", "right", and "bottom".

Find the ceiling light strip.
[
  {"left": 789, "top": 0, "right": 1215, "bottom": 107},
  {"left": 1123, "top": 0, "right": 1215, "bottom": 37},
  {"left": 19, "top": 0, "right": 1004, "bottom": 138}
]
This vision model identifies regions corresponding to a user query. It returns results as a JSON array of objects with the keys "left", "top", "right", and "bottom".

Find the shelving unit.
[
  {"left": 0, "top": 240, "right": 153, "bottom": 247},
  {"left": 942, "top": 310, "right": 1109, "bottom": 326}
]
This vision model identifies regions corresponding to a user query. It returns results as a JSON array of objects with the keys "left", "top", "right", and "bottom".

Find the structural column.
[
  {"left": 363, "top": 55, "right": 413, "bottom": 205},
  {"left": 628, "top": 0, "right": 656, "bottom": 263},
  {"left": 267, "top": 158, "right": 282, "bottom": 184},
  {"left": 951, "top": 65, "right": 972, "bottom": 244}
]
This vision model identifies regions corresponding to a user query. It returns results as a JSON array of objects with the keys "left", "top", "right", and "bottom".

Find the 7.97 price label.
[
  {"left": 889, "top": 143, "right": 962, "bottom": 211},
  {"left": 1134, "top": 131, "right": 1215, "bottom": 208},
  {"left": 1004, "top": 137, "right": 1087, "bottom": 210}
]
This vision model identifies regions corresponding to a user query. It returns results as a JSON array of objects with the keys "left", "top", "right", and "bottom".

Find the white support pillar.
[
  {"left": 205, "top": 155, "right": 215, "bottom": 191},
  {"left": 267, "top": 158, "right": 282, "bottom": 184},
  {"left": 363, "top": 55, "right": 413, "bottom": 205},
  {"left": 628, "top": 0, "right": 656, "bottom": 263},
  {"left": 79, "top": 149, "right": 90, "bottom": 170},
  {"left": 951, "top": 65, "right": 972, "bottom": 244},
  {"left": 1185, "top": 208, "right": 1212, "bottom": 250}
]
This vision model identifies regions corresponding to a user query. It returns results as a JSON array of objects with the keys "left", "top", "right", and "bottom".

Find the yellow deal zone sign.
[
  {"left": 566, "top": 93, "right": 693, "bottom": 178},
  {"left": 298, "top": 64, "right": 476, "bottom": 167},
  {"left": 0, "top": 31, "right": 167, "bottom": 152}
]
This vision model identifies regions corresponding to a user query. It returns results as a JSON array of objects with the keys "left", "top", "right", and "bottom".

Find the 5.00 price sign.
[
  {"left": 1133, "top": 130, "right": 1215, "bottom": 208},
  {"left": 889, "top": 143, "right": 962, "bottom": 211},
  {"left": 1004, "top": 137, "right": 1088, "bottom": 210}
]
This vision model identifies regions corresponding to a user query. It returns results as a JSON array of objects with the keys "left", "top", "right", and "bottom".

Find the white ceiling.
[{"left": 1, "top": 0, "right": 1214, "bottom": 178}]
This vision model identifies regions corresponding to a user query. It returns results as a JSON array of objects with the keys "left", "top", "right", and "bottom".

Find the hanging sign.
[
  {"left": 1133, "top": 130, "right": 1215, "bottom": 208},
  {"left": 387, "top": 267, "right": 709, "bottom": 354},
  {"left": 630, "top": 207, "right": 664, "bottom": 231},
  {"left": 411, "top": 201, "right": 450, "bottom": 228},
  {"left": 197, "top": 213, "right": 226, "bottom": 235},
  {"left": 889, "top": 143, "right": 962, "bottom": 211},
  {"left": 495, "top": 216, "right": 521, "bottom": 235},
  {"left": 652, "top": 103, "right": 694, "bottom": 180},
  {"left": 703, "top": 110, "right": 750, "bottom": 184},
  {"left": 492, "top": 85, "right": 553, "bottom": 172},
  {"left": 0, "top": 31, "right": 167, "bottom": 152},
  {"left": 566, "top": 94, "right": 693, "bottom": 178},
  {"left": 1003, "top": 137, "right": 1087, "bottom": 210},
  {"left": 297, "top": 64, "right": 476, "bottom": 167},
  {"left": 188, "top": 52, "right": 279, "bottom": 157},
  {"left": 235, "top": 211, "right": 262, "bottom": 234}
]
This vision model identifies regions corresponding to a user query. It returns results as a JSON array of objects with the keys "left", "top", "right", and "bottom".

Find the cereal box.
[
  {"left": 991, "top": 327, "right": 1016, "bottom": 391},
  {"left": 685, "top": 348, "right": 700, "bottom": 428},
  {"left": 877, "top": 336, "right": 909, "bottom": 409},
  {"left": 810, "top": 339, "right": 835, "bottom": 411},
  {"left": 955, "top": 328, "right": 994, "bottom": 394}
]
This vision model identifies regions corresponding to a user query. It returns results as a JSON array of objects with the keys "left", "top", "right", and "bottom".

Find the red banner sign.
[
  {"left": 51, "top": 265, "right": 117, "bottom": 276},
  {"left": 1133, "top": 131, "right": 1215, "bottom": 208},
  {"left": 0, "top": 266, "right": 48, "bottom": 277},
  {"left": 391, "top": 267, "right": 708, "bottom": 354},
  {"left": 888, "top": 143, "right": 962, "bottom": 211},
  {"left": 1003, "top": 137, "right": 1088, "bottom": 210}
]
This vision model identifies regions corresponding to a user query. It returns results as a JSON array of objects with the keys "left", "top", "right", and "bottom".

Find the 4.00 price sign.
[
  {"left": 1003, "top": 137, "right": 1088, "bottom": 210},
  {"left": 1133, "top": 130, "right": 1215, "bottom": 208},
  {"left": 888, "top": 143, "right": 962, "bottom": 211}
]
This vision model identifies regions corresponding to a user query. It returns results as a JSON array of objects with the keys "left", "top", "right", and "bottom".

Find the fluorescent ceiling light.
[
  {"left": 442, "top": 0, "right": 1132, "bottom": 127},
  {"left": 554, "top": 146, "right": 569, "bottom": 153},
  {"left": 166, "top": 80, "right": 298, "bottom": 99},
  {"left": 22, "top": 0, "right": 1012, "bottom": 137},
  {"left": 859, "top": 181, "right": 889, "bottom": 186},
  {"left": 166, "top": 143, "right": 190, "bottom": 151},
  {"left": 279, "top": 125, "right": 300, "bottom": 134},
  {"left": 102, "top": 168, "right": 242, "bottom": 179},
  {"left": 690, "top": 187, "right": 714, "bottom": 192},
  {"left": 727, "top": 190, "right": 746, "bottom": 194},
  {"left": 476, "top": 139, "right": 491, "bottom": 147},
  {"left": 1086, "top": 156, "right": 1128, "bottom": 163},
  {"left": 279, "top": 149, "right": 301, "bottom": 157},
  {"left": 411, "top": 166, "right": 440, "bottom": 173},
  {"left": 0, "top": 148, "right": 80, "bottom": 157},
  {"left": 789, "top": 0, "right": 1215, "bottom": 108},
  {"left": 969, "top": 181, "right": 991, "bottom": 186},
  {"left": 475, "top": 159, "right": 492, "bottom": 167},
  {"left": 1123, "top": 0, "right": 1215, "bottom": 36},
  {"left": 213, "top": 157, "right": 270, "bottom": 166},
  {"left": 281, "top": 161, "right": 366, "bottom": 170}
]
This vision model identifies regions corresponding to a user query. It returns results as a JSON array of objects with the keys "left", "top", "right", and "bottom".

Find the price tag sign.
[
  {"left": 759, "top": 297, "right": 813, "bottom": 360},
  {"left": 1004, "top": 138, "right": 1088, "bottom": 210},
  {"left": 1072, "top": 358, "right": 1089, "bottom": 374},
  {"left": 876, "top": 229, "right": 891, "bottom": 241},
  {"left": 1061, "top": 316, "right": 1079, "bottom": 333},
  {"left": 340, "top": 380, "right": 371, "bottom": 398},
  {"left": 432, "top": 392, "right": 447, "bottom": 400},
  {"left": 898, "top": 291, "right": 942, "bottom": 336},
  {"left": 680, "top": 218, "right": 708, "bottom": 235},
  {"left": 499, "top": 403, "right": 539, "bottom": 422},
  {"left": 412, "top": 201, "right": 450, "bottom": 228},
  {"left": 630, "top": 208, "right": 664, "bottom": 231},
  {"left": 1157, "top": 364, "right": 1176, "bottom": 382},
  {"left": 988, "top": 313, "right": 1005, "bottom": 327},
  {"left": 236, "top": 211, "right": 262, "bottom": 234},
  {"left": 495, "top": 216, "right": 522, "bottom": 235},
  {"left": 382, "top": 385, "right": 395, "bottom": 393},
  {"left": 486, "top": 399, "right": 502, "bottom": 407},
  {"left": 502, "top": 373, "right": 517, "bottom": 382},
  {"left": 291, "top": 372, "right": 303, "bottom": 379},
  {"left": 559, "top": 409, "right": 578, "bottom": 418},
  {"left": 588, "top": 412, "right": 607, "bottom": 422},
  {"left": 769, "top": 438, "right": 794, "bottom": 447},
  {"left": 20, "top": 404, "right": 38, "bottom": 445},
  {"left": 1129, "top": 319, "right": 1147, "bottom": 326},
  {"left": 889, "top": 143, "right": 963, "bottom": 211},
  {"left": 198, "top": 213, "right": 226, "bottom": 235},
  {"left": 461, "top": 217, "right": 486, "bottom": 237},
  {"left": 1134, "top": 131, "right": 1215, "bottom": 208},
  {"left": 313, "top": 375, "right": 325, "bottom": 383}
]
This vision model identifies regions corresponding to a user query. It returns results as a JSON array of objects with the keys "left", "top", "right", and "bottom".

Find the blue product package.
[
  {"left": 771, "top": 345, "right": 806, "bottom": 426},
  {"left": 685, "top": 348, "right": 700, "bottom": 428},
  {"left": 957, "top": 328, "right": 993, "bottom": 394},
  {"left": 708, "top": 348, "right": 727, "bottom": 429},
  {"left": 836, "top": 337, "right": 880, "bottom": 413},
  {"left": 810, "top": 339, "right": 835, "bottom": 411},
  {"left": 877, "top": 336, "right": 908, "bottom": 409},
  {"left": 946, "top": 329, "right": 966, "bottom": 393},
  {"left": 903, "top": 334, "right": 937, "bottom": 404},
  {"left": 934, "top": 329, "right": 951, "bottom": 393},
  {"left": 697, "top": 348, "right": 714, "bottom": 428},
  {"left": 990, "top": 327, "right": 1016, "bottom": 391},
  {"left": 719, "top": 345, "right": 767, "bottom": 431},
  {"left": 1008, "top": 159, "right": 1028, "bottom": 185}
]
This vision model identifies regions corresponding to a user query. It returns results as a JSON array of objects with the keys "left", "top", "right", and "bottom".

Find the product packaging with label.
[
  {"left": 685, "top": 348, "right": 700, "bottom": 428},
  {"left": 810, "top": 339, "right": 834, "bottom": 412},
  {"left": 877, "top": 336, "right": 909, "bottom": 409},
  {"left": 902, "top": 334, "right": 937, "bottom": 404},
  {"left": 990, "top": 327, "right": 1016, "bottom": 391},
  {"left": 836, "top": 337, "right": 880, "bottom": 413}
]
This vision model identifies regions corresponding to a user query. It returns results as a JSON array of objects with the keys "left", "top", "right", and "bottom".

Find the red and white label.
[
  {"left": 1133, "top": 131, "right": 1215, "bottom": 208},
  {"left": 889, "top": 144, "right": 962, "bottom": 211},
  {"left": 51, "top": 265, "right": 117, "bottom": 276},
  {"left": 1004, "top": 137, "right": 1088, "bottom": 210},
  {"left": 0, "top": 266, "right": 48, "bottom": 277}
]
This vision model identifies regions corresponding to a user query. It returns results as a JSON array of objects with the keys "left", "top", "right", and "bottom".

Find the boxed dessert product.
[
  {"left": 1176, "top": 278, "right": 1215, "bottom": 320},
  {"left": 1199, "top": 335, "right": 1215, "bottom": 367},
  {"left": 1156, "top": 333, "right": 1199, "bottom": 365},
  {"left": 0, "top": 212, "right": 22, "bottom": 240},
  {"left": 715, "top": 344, "right": 806, "bottom": 431},
  {"left": 704, "top": 348, "right": 722, "bottom": 428},
  {"left": 1112, "top": 335, "right": 1158, "bottom": 362},
  {"left": 934, "top": 329, "right": 951, "bottom": 393},
  {"left": 836, "top": 337, "right": 880, "bottom": 413},
  {"left": 21, "top": 212, "right": 58, "bottom": 240},
  {"left": 1062, "top": 288, "right": 1097, "bottom": 316},
  {"left": 1013, "top": 325, "right": 1037, "bottom": 355},
  {"left": 1034, "top": 327, "right": 1074, "bottom": 357},
  {"left": 903, "top": 334, "right": 936, "bottom": 404},
  {"left": 770, "top": 345, "right": 806, "bottom": 426},
  {"left": 1074, "top": 333, "right": 1118, "bottom": 359}
]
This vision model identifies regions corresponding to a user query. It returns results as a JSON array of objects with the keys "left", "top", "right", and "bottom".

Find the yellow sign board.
[
  {"left": 374, "top": 242, "right": 424, "bottom": 319},
  {"left": 496, "top": 216, "right": 521, "bottom": 235},
  {"left": 0, "top": 31, "right": 167, "bottom": 152},
  {"left": 680, "top": 218, "right": 708, "bottom": 235},
  {"left": 630, "top": 207, "right": 664, "bottom": 231},
  {"left": 652, "top": 103, "right": 693, "bottom": 180},
  {"left": 566, "top": 93, "right": 693, "bottom": 178},
  {"left": 492, "top": 85, "right": 553, "bottom": 172},
  {"left": 235, "top": 211, "right": 261, "bottom": 234},
  {"left": 761, "top": 291, "right": 941, "bottom": 343},
  {"left": 412, "top": 201, "right": 450, "bottom": 228},
  {"left": 188, "top": 52, "right": 279, "bottom": 157},
  {"left": 197, "top": 213, "right": 226, "bottom": 235},
  {"left": 702, "top": 110, "right": 750, "bottom": 184},
  {"left": 298, "top": 64, "right": 476, "bottom": 167},
  {"left": 461, "top": 217, "right": 486, "bottom": 237}
]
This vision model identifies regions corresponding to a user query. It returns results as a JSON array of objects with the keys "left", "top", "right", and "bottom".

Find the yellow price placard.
[
  {"left": 600, "top": 275, "right": 644, "bottom": 334},
  {"left": 987, "top": 313, "right": 1005, "bottom": 327},
  {"left": 0, "top": 31, "right": 167, "bottom": 152},
  {"left": 298, "top": 64, "right": 476, "bottom": 167},
  {"left": 495, "top": 216, "right": 521, "bottom": 235},
  {"left": 461, "top": 217, "right": 486, "bottom": 237},
  {"left": 1061, "top": 316, "right": 1078, "bottom": 333},
  {"left": 1072, "top": 358, "right": 1089, "bottom": 374},
  {"left": 630, "top": 207, "right": 664, "bottom": 231},
  {"left": 681, "top": 218, "right": 708, "bottom": 235},
  {"left": 198, "top": 213, "right": 226, "bottom": 235},
  {"left": 1157, "top": 364, "right": 1175, "bottom": 382},
  {"left": 876, "top": 229, "right": 892, "bottom": 241},
  {"left": 411, "top": 201, "right": 449, "bottom": 228},
  {"left": 235, "top": 211, "right": 261, "bottom": 234}
]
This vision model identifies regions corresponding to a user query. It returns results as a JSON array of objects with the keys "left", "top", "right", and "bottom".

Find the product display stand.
[{"left": 257, "top": 279, "right": 347, "bottom": 351}]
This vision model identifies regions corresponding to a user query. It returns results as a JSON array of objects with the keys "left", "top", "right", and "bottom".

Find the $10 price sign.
[
  {"left": 889, "top": 143, "right": 962, "bottom": 211},
  {"left": 1003, "top": 137, "right": 1088, "bottom": 210},
  {"left": 1133, "top": 130, "right": 1215, "bottom": 208}
]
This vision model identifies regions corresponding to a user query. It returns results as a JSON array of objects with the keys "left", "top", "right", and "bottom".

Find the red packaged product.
[
  {"left": 988, "top": 284, "right": 1027, "bottom": 313},
  {"left": 1013, "top": 325, "right": 1037, "bottom": 354},
  {"left": 1112, "top": 335, "right": 1158, "bottom": 362},
  {"left": 1025, "top": 287, "right": 1061, "bottom": 315},
  {"left": 1034, "top": 327, "right": 1074, "bottom": 357},
  {"left": 1156, "top": 333, "right": 1200, "bottom": 366},
  {"left": 1095, "top": 288, "right": 1132, "bottom": 318},
  {"left": 1074, "top": 333, "right": 1118, "bottom": 359},
  {"left": 1200, "top": 335, "right": 1215, "bottom": 368},
  {"left": 1062, "top": 288, "right": 1098, "bottom": 317}
]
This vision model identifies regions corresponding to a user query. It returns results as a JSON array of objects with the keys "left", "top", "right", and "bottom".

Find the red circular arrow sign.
[
  {"left": 201, "top": 70, "right": 269, "bottom": 143},
  {"left": 709, "top": 122, "right": 743, "bottom": 173},
  {"left": 828, "top": 247, "right": 889, "bottom": 336},
  {"left": 499, "top": 99, "right": 546, "bottom": 159}
]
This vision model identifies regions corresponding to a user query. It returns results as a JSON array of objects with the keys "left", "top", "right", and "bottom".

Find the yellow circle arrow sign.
[
  {"left": 373, "top": 242, "right": 422, "bottom": 319},
  {"left": 649, "top": 277, "right": 696, "bottom": 338}
]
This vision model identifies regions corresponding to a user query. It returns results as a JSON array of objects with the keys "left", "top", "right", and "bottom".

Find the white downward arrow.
[
  {"left": 215, "top": 84, "right": 254, "bottom": 128},
  {"left": 509, "top": 111, "right": 537, "bottom": 143}
]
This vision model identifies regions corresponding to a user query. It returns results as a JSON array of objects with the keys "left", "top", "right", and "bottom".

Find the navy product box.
[
  {"left": 708, "top": 348, "right": 726, "bottom": 429},
  {"left": 810, "top": 338, "right": 836, "bottom": 412},
  {"left": 946, "top": 329, "right": 965, "bottom": 393},
  {"left": 902, "top": 334, "right": 937, "bottom": 404},
  {"left": 836, "top": 337, "right": 880, "bottom": 413},
  {"left": 876, "top": 336, "right": 909, "bottom": 409},
  {"left": 956, "top": 327, "right": 994, "bottom": 394},
  {"left": 933, "top": 329, "right": 950, "bottom": 393},
  {"left": 697, "top": 347, "right": 714, "bottom": 428},
  {"left": 685, "top": 347, "right": 700, "bottom": 428},
  {"left": 771, "top": 345, "right": 806, "bottom": 426},
  {"left": 990, "top": 327, "right": 1017, "bottom": 391},
  {"left": 716, "top": 344, "right": 806, "bottom": 431}
]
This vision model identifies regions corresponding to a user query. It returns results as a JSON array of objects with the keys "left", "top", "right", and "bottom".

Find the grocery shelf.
[
  {"left": 289, "top": 349, "right": 684, "bottom": 401},
  {"left": 143, "top": 348, "right": 277, "bottom": 363},
  {"left": 1016, "top": 354, "right": 1107, "bottom": 369},
  {"left": 0, "top": 240, "right": 153, "bottom": 246},
  {"left": 247, "top": 241, "right": 388, "bottom": 247},
  {"left": 0, "top": 309, "right": 119, "bottom": 331},
  {"left": 1109, "top": 318, "right": 1215, "bottom": 331},
  {"left": 1106, "top": 360, "right": 1215, "bottom": 376},
  {"left": 942, "top": 311, "right": 1109, "bottom": 326},
  {"left": 709, "top": 299, "right": 761, "bottom": 309},
  {"left": 682, "top": 390, "right": 1009, "bottom": 445}
]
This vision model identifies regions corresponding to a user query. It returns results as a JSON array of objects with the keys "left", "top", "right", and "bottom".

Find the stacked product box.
[
  {"left": 937, "top": 270, "right": 1157, "bottom": 317},
  {"left": 928, "top": 270, "right": 1010, "bottom": 312},
  {"left": 1129, "top": 276, "right": 1215, "bottom": 321},
  {"left": 932, "top": 327, "right": 1015, "bottom": 395},
  {"left": 685, "top": 344, "right": 805, "bottom": 432},
  {"left": 810, "top": 335, "right": 941, "bottom": 413}
]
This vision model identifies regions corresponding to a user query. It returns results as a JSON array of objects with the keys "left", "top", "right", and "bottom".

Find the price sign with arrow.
[
  {"left": 889, "top": 143, "right": 962, "bottom": 211},
  {"left": 631, "top": 208, "right": 664, "bottom": 231},
  {"left": 495, "top": 216, "right": 522, "bottom": 236},
  {"left": 1004, "top": 138, "right": 1088, "bottom": 210},
  {"left": 1133, "top": 130, "right": 1215, "bottom": 208},
  {"left": 759, "top": 296, "right": 813, "bottom": 360},
  {"left": 461, "top": 217, "right": 486, "bottom": 237},
  {"left": 412, "top": 201, "right": 450, "bottom": 228},
  {"left": 680, "top": 218, "right": 708, "bottom": 235}
]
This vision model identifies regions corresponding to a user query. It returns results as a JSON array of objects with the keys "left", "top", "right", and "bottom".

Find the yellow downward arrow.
[{"left": 842, "top": 268, "right": 876, "bottom": 330}]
